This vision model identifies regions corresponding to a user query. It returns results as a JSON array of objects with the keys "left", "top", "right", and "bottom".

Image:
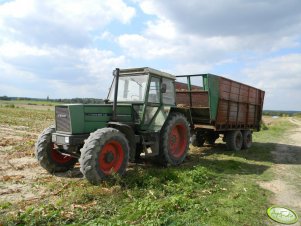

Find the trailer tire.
[
  {"left": 242, "top": 130, "right": 252, "bottom": 149},
  {"left": 79, "top": 128, "right": 129, "bottom": 185},
  {"left": 35, "top": 125, "right": 77, "bottom": 173},
  {"left": 157, "top": 113, "right": 190, "bottom": 166},
  {"left": 191, "top": 132, "right": 205, "bottom": 147},
  {"left": 226, "top": 130, "right": 243, "bottom": 151}
]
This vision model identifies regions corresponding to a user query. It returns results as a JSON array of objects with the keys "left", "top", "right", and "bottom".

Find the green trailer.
[
  {"left": 35, "top": 67, "right": 264, "bottom": 184},
  {"left": 175, "top": 73, "right": 265, "bottom": 150}
]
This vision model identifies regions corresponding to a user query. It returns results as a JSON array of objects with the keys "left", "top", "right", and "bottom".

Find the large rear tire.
[
  {"left": 157, "top": 113, "right": 190, "bottom": 166},
  {"left": 35, "top": 125, "right": 77, "bottom": 173},
  {"left": 242, "top": 130, "right": 252, "bottom": 149},
  {"left": 226, "top": 130, "right": 243, "bottom": 151},
  {"left": 79, "top": 128, "right": 129, "bottom": 185}
]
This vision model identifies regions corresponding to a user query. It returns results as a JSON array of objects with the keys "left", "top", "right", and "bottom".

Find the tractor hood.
[{"left": 55, "top": 103, "right": 133, "bottom": 134}]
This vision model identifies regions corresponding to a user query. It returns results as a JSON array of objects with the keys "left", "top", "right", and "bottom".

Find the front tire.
[
  {"left": 35, "top": 125, "right": 77, "bottom": 173},
  {"left": 79, "top": 128, "right": 129, "bottom": 185},
  {"left": 157, "top": 113, "right": 190, "bottom": 166}
]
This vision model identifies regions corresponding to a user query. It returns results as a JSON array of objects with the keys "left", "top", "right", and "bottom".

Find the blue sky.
[{"left": 0, "top": 0, "right": 301, "bottom": 110}]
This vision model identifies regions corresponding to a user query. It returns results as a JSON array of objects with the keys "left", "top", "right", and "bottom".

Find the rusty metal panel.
[
  {"left": 175, "top": 81, "right": 208, "bottom": 108},
  {"left": 175, "top": 81, "right": 202, "bottom": 90},
  {"left": 215, "top": 76, "right": 265, "bottom": 131}
]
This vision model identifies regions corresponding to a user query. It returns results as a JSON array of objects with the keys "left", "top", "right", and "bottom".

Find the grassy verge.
[{"left": 0, "top": 110, "right": 295, "bottom": 225}]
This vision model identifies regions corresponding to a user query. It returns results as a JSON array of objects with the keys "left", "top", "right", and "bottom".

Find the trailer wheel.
[
  {"left": 226, "top": 130, "right": 243, "bottom": 151},
  {"left": 79, "top": 128, "right": 129, "bottom": 185},
  {"left": 191, "top": 132, "right": 205, "bottom": 147},
  {"left": 242, "top": 130, "right": 252, "bottom": 149},
  {"left": 157, "top": 113, "right": 190, "bottom": 166},
  {"left": 35, "top": 125, "right": 77, "bottom": 173}
]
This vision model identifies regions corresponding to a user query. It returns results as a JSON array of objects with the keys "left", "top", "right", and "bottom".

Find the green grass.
[
  {"left": 254, "top": 119, "right": 295, "bottom": 142},
  {"left": 0, "top": 109, "right": 296, "bottom": 225}
]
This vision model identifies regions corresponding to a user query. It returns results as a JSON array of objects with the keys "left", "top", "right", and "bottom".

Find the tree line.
[{"left": 0, "top": 96, "right": 104, "bottom": 104}]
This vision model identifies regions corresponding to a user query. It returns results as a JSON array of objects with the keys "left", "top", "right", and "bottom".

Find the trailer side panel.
[{"left": 215, "top": 76, "right": 265, "bottom": 131}]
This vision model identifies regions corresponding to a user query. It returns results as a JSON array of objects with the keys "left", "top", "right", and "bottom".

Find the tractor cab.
[{"left": 107, "top": 67, "right": 177, "bottom": 131}]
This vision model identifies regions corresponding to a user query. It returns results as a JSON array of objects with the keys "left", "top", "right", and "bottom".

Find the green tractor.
[{"left": 35, "top": 67, "right": 190, "bottom": 184}]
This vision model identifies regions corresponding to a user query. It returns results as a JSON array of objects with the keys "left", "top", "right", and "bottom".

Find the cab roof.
[{"left": 119, "top": 67, "right": 176, "bottom": 80}]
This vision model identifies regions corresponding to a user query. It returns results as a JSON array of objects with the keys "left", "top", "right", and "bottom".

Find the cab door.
[
  {"left": 141, "top": 76, "right": 161, "bottom": 130},
  {"left": 141, "top": 76, "right": 176, "bottom": 131}
]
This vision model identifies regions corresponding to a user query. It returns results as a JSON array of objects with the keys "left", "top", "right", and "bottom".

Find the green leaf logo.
[{"left": 267, "top": 206, "right": 299, "bottom": 224}]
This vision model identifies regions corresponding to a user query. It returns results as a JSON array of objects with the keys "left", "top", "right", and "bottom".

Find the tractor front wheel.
[
  {"left": 79, "top": 128, "right": 129, "bottom": 185},
  {"left": 35, "top": 125, "right": 77, "bottom": 173},
  {"left": 157, "top": 113, "right": 190, "bottom": 166}
]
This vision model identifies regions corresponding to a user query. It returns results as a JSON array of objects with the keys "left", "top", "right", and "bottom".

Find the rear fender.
[{"left": 169, "top": 107, "right": 193, "bottom": 128}]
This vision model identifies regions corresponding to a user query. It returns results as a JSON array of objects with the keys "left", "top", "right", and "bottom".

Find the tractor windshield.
[{"left": 108, "top": 74, "right": 148, "bottom": 102}]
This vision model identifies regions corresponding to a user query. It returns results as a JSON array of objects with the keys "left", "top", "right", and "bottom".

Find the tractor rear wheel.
[
  {"left": 35, "top": 125, "right": 77, "bottom": 173},
  {"left": 242, "top": 130, "right": 252, "bottom": 149},
  {"left": 226, "top": 130, "right": 243, "bottom": 151},
  {"left": 79, "top": 128, "right": 129, "bottom": 185},
  {"left": 157, "top": 113, "right": 190, "bottom": 166}
]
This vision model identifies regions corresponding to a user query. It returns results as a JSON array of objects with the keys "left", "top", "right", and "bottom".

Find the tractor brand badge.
[{"left": 267, "top": 206, "right": 299, "bottom": 224}]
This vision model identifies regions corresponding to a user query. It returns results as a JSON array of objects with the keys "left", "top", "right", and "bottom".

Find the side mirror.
[{"left": 161, "top": 83, "right": 167, "bottom": 93}]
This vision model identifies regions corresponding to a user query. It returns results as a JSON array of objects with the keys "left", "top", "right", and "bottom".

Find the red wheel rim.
[
  {"left": 98, "top": 140, "right": 124, "bottom": 175},
  {"left": 50, "top": 144, "right": 73, "bottom": 164},
  {"left": 169, "top": 123, "right": 187, "bottom": 158}
]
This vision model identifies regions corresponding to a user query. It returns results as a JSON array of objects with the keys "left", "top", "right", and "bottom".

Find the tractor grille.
[{"left": 55, "top": 106, "right": 71, "bottom": 132}]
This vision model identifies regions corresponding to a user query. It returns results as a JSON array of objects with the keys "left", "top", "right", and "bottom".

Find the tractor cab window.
[
  {"left": 108, "top": 74, "right": 148, "bottom": 102},
  {"left": 148, "top": 77, "right": 160, "bottom": 103},
  {"left": 162, "top": 78, "right": 175, "bottom": 105}
]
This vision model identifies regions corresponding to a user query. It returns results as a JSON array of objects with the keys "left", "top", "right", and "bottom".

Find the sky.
[{"left": 0, "top": 0, "right": 301, "bottom": 110}]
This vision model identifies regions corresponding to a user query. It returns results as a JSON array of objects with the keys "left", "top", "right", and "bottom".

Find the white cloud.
[
  {"left": 0, "top": 42, "right": 126, "bottom": 98},
  {"left": 243, "top": 54, "right": 301, "bottom": 110},
  {"left": 0, "top": 0, "right": 136, "bottom": 47},
  {"left": 0, "top": 0, "right": 133, "bottom": 98},
  {"left": 45, "top": 0, "right": 136, "bottom": 29},
  {"left": 0, "top": 0, "right": 135, "bottom": 28},
  {"left": 118, "top": 34, "right": 181, "bottom": 59},
  {"left": 127, "top": 0, "right": 301, "bottom": 58},
  {"left": 138, "top": 0, "right": 301, "bottom": 37},
  {"left": 0, "top": 41, "right": 49, "bottom": 58}
]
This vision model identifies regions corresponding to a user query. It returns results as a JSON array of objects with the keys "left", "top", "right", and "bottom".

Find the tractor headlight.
[{"left": 64, "top": 136, "right": 70, "bottom": 144}]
